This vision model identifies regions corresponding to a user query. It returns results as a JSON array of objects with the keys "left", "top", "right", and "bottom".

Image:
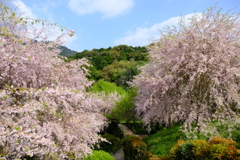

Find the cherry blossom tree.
[
  {"left": 0, "top": 4, "right": 118, "bottom": 159},
  {"left": 132, "top": 6, "right": 240, "bottom": 137}
]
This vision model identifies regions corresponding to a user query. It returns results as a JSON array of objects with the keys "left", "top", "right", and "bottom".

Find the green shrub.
[
  {"left": 89, "top": 79, "right": 126, "bottom": 96},
  {"left": 176, "top": 142, "right": 196, "bottom": 160},
  {"left": 208, "top": 136, "right": 240, "bottom": 160},
  {"left": 83, "top": 150, "right": 114, "bottom": 160},
  {"left": 169, "top": 139, "right": 186, "bottom": 160},
  {"left": 107, "top": 87, "right": 137, "bottom": 123},
  {"left": 169, "top": 139, "right": 209, "bottom": 159},
  {"left": 89, "top": 80, "right": 137, "bottom": 123},
  {"left": 144, "top": 122, "right": 240, "bottom": 159},
  {"left": 144, "top": 151, "right": 163, "bottom": 160},
  {"left": 191, "top": 140, "right": 209, "bottom": 159},
  {"left": 170, "top": 137, "right": 240, "bottom": 160},
  {"left": 123, "top": 136, "right": 148, "bottom": 160}
]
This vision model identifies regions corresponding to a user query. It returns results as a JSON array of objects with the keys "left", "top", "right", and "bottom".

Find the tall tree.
[
  {"left": 101, "top": 60, "right": 140, "bottom": 88},
  {"left": 0, "top": 4, "right": 119, "bottom": 159},
  {"left": 132, "top": 6, "right": 240, "bottom": 137}
]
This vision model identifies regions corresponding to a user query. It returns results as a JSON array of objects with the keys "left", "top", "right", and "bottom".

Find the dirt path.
[
  {"left": 118, "top": 124, "right": 136, "bottom": 137},
  {"left": 113, "top": 124, "right": 147, "bottom": 160},
  {"left": 112, "top": 147, "right": 124, "bottom": 160}
]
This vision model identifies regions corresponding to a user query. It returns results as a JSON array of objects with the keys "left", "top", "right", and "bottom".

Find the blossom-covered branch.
[
  {"left": 0, "top": 4, "right": 119, "bottom": 159},
  {"left": 132, "top": 6, "right": 240, "bottom": 137}
]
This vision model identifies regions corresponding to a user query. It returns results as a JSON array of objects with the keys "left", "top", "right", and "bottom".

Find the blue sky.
[{"left": 2, "top": 0, "right": 240, "bottom": 52}]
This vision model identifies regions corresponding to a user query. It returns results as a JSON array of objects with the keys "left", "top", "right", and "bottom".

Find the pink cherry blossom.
[
  {"left": 132, "top": 7, "right": 240, "bottom": 138},
  {"left": 0, "top": 4, "right": 119, "bottom": 159}
]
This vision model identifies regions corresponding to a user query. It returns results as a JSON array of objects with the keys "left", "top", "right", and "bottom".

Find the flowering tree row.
[
  {"left": 0, "top": 4, "right": 119, "bottom": 159},
  {"left": 132, "top": 6, "right": 240, "bottom": 137}
]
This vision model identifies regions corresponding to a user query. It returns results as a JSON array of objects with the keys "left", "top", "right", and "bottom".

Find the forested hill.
[
  {"left": 69, "top": 45, "right": 149, "bottom": 88},
  {"left": 72, "top": 45, "right": 149, "bottom": 69},
  {"left": 59, "top": 45, "right": 77, "bottom": 57}
]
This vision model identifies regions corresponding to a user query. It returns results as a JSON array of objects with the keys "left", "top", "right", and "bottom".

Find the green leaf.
[
  {"left": 15, "top": 126, "right": 21, "bottom": 131},
  {"left": 3, "top": 95, "right": 8, "bottom": 100},
  {"left": 17, "top": 139, "right": 21, "bottom": 143}
]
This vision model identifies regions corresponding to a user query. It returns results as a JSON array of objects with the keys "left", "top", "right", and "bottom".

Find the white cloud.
[
  {"left": 32, "top": 0, "right": 60, "bottom": 22},
  {"left": 115, "top": 13, "right": 202, "bottom": 46},
  {"left": 64, "top": 35, "right": 78, "bottom": 49},
  {"left": 1, "top": 0, "right": 37, "bottom": 19},
  {"left": 1, "top": 0, "right": 77, "bottom": 48},
  {"left": 68, "top": 0, "right": 134, "bottom": 18}
]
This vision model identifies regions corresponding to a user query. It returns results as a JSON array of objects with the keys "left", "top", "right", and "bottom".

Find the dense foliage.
[
  {"left": 122, "top": 136, "right": 147, "bottom": 160},
  {"left": 132, "top": 6, "right": 240, "bottom": 137},
  {"left": 83, "top": 150, "right": 114, "bottom": 160},
  {"left": 73, "top": 45, "right": 148, "bottom": 70},
  {"left": 89, "top": 79, "right": 137, "bottom": 122},
  {"left": 143, "top": 121, "right": 240, "bottom": 158},
  {"left": 71, "top": 44, "right": 149, "bottom": 88},
  {"left": 101, "top": 60, "right": 140, "bottom": 88},
  {"left": 170, "top": 137, "right": 240, "bottom": 160},
  {"left": 0, "top": 4, "right": 119, "bottom": 159},
  {"left": 72, "top": 45, "right": 148, "bottom": 126}
]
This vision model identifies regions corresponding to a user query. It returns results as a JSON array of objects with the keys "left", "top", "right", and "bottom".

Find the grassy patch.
[
  {"left": 83, "top": 150, "right": 114, "bottom": 160},
  {"left": 142, "top": 124, "right": 187, "bottom": 157},
  {"left": 232, "top": 129, "right": 240, "bottom": 149},
  {"left": 142, "top": 122, "right": 240, "bottom": 158}
]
